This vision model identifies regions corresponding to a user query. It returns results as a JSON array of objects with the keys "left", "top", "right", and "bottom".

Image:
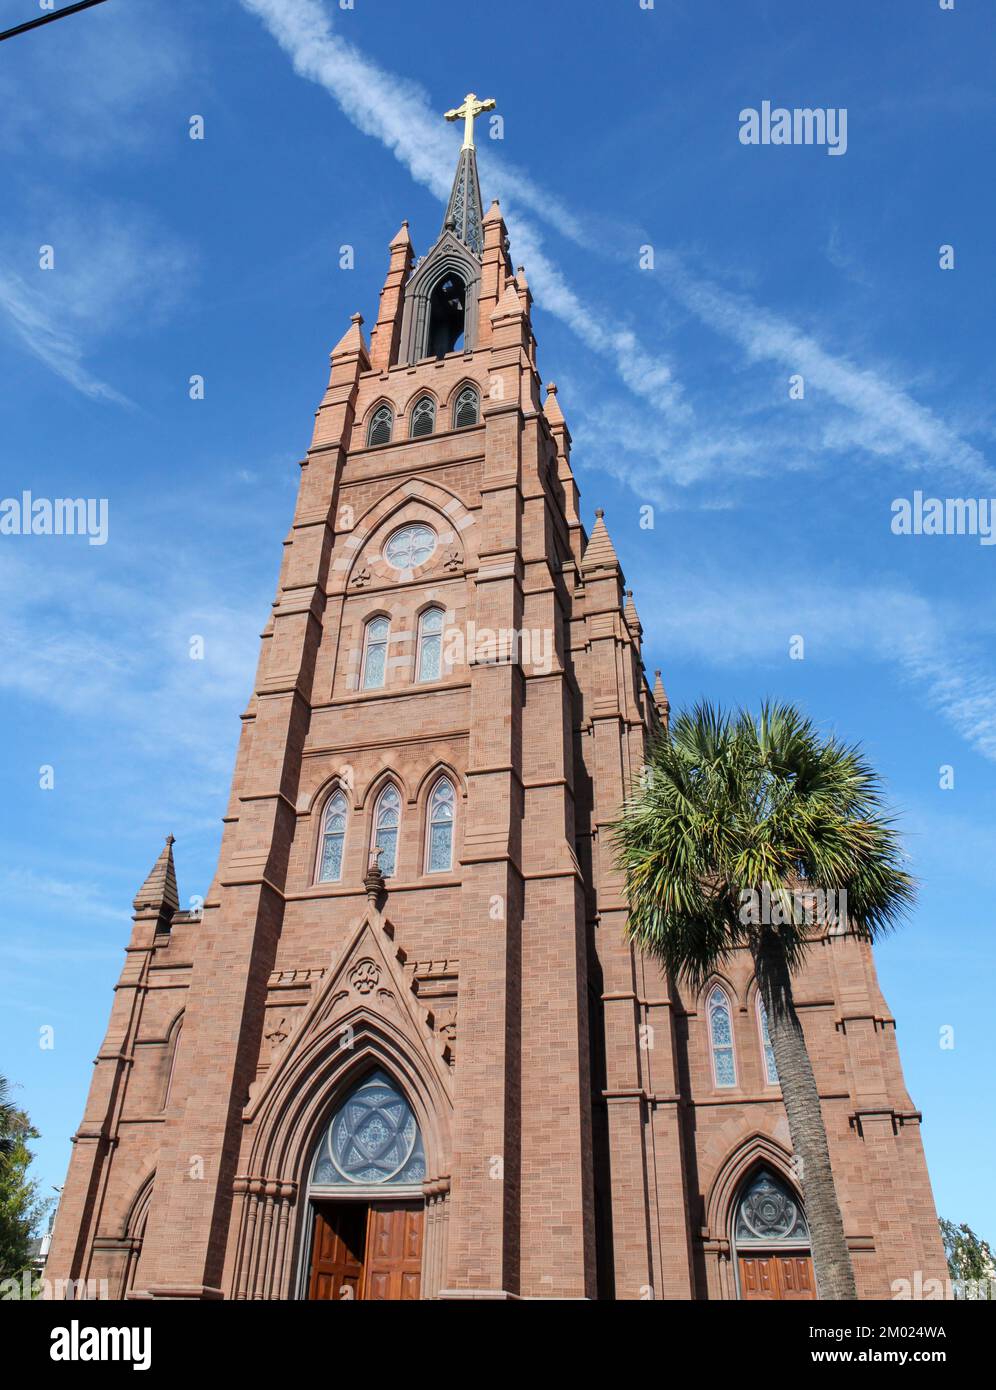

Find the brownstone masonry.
[{"left": 45, "top": 128, "right": 945, "bottom": 1302}]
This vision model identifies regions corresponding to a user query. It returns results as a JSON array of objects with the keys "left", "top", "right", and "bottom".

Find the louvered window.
[
  {"left": 367, "top": 404, "right": 393, "bottom": 446},
  {"left": 409, "top": 396, "right": 436, "bottom": 438},
  {"left": 453, "top": 385, "right": 479, "bottom": 428}
]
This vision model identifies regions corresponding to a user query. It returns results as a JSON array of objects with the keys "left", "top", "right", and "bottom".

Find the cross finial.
[{"left": 444, "top": 91, "right": 497, "bottom": 150}]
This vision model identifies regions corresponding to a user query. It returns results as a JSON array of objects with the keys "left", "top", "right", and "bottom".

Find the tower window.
[
  {"left": 367, "top": 404, "right": 393, "bottom": 447},
  {"left": 453, "top": 385, "right": 480, "bottom": 428},
  {"left": 708, "top": 986, "right": 737, "bottom": 1087},
  {"left": 757, "top": 996, "right": 779, "bottom": 1086},
  {"left": 372, "top": 784, "right": 401, "bottom": 877},
  {"left": 427, "top": 274, "right": 466, "bottom": 357},
  {"left": 426, "top": 776, "right": 455, "bottom": 873},
  {"left": 409, "top": 396, "right": 436, "bottom": 438},
  {"left": 317, "top": 790, "right": 348, "bottom": 882},
  {"left": 361, "top": 617, "right": 390, "bottom": 690},
  {"left": 416, "top": 607, "right": 445, "bottom": 683}
]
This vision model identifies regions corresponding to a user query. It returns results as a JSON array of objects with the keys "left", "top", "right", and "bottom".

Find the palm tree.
[
  {"left": 0, "top": 1076, "right": 17, "bottom": 1161},
  {"left": 613, "top": 701, "right": 914, "bottom": 1301}
]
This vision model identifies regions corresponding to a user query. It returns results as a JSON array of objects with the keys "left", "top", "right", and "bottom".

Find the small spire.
[
  {"left": 581, "top": 509, "right": 620, "bottom": 574},
  {"left": 624, "top": 588, "right": 642, "bottom": 636},
  {"left": 331, "top": 311, "right": 370, "bottom": 363},
  {"left": 543, "top": 381, "right": 566, "bottom": 425},
  {"left": 653, "top": 669, "right": 671, "bottom": 728},
  {"left": 133, "top": 834, "right": 179, "bottom": 918}
]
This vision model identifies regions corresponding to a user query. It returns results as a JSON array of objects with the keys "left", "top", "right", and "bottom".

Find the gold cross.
[{"left": 444, "top": 92, "right": 497, "bottom": 151}]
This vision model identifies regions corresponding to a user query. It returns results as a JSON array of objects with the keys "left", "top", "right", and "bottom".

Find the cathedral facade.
[{"left": 46, "top": 104, "right": 945, "bottom": 1302}]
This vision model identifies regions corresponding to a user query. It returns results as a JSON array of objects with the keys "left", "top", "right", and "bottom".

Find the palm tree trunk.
[{"left": 753, "top": 926, "right": 857, "bottom": 1300}]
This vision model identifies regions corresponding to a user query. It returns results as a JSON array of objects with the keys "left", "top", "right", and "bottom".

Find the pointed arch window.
[
  {"left": 372, "top": 784, "right": 401, "bottom": 877},
  {"left": 735, "top": 1169, "right": 810, "bottom": 1246},
  {"left": 317, "top": 790, "right": 348, "bottom": 883},
  {"left": 367, "top": 404, "right": 393, "bottom": 447},
  {"left": 708, "top": 986, "right": 737, "bottom": 1088},
  {"left": 310, "top": 1070, "right": 426, "bottom": 1188},
  {"left": 409, "top": 395, "right": 436, "bottom": 438},
  {"left": 757, "top": 996, "right": 779, "bottom": 1086},
  {"left": 427, "top": 273, "right": 466, "bottom": 357},
  {"left": 426, "top": 777, "right": 455, "bottom": 873},
  {"left": 453, "top": 385, "right": 480, "bottom": 428},
  {"left": 361, "top": 617, "right": 390, "bottom": 690},
  {"left": 416, "top": 606, "right": 445, "bottom": 683}
]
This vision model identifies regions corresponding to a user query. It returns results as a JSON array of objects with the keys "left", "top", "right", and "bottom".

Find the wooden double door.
[
  {"left": 308, "top": 1201, "right": 423, "bottom": 1301},
  {"left": 739, "top": 1251, "right": 817, "bottom": 1300}
]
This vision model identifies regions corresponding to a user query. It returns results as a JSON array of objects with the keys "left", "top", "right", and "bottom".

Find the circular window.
[
  {"left": 384, "top": 524, "right": 436, "bottom": 571},
  {"left": 310, "top": 1071, "right": 426, "bottom": 1186}
]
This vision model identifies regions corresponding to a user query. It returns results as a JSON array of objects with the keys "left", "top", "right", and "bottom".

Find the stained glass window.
[
  {"left": 384, "top": 524, "right": 436, "bottom": 571},
  {"left": 310, "top": 1070, "right": 426, "bottom": 1187},
  {"left": 708, "top": 986, "right": 736, "bottom": 1088},
  {"left": 373, "top": 784, "right": 401, "bottom": 877},
  {"left": 426, "top": 777, "right": 455, "bottom": 873},
  {"left": 367, "top": 404, "right": 393, "bottom": 447},
  {"left": 409, "top": 396, "right": 436, "bottom": 438},
  {"left": 757, "top": 997, "right": 779, "bottom": 1086},
  {"left": 362, "top": 617, "right": 389, "bottom": 690},
  {"left": 318, "top": 791, "right": 348, "bottom": 882},
  {"left": 735, "top": 1170, "right": 809, "bottom": 1245},
  {"left": 453, "top": 385, "right": 480, "bottom": 428},
  {"left": 417, "top": 607, "right": 444, "bottom": 683}
]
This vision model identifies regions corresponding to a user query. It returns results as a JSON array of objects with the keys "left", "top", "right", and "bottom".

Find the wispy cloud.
[{"left": 640, "top": 567, "right": 996, "bottom": 762}]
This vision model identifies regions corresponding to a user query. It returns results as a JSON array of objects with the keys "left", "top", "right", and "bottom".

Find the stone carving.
[{"left": 349, "top": 959, "right": 380, "bottom": 995}]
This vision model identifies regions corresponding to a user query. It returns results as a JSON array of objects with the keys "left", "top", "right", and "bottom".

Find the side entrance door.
[{"left": 739, "top": 1252, "right": 817, "bottom": 1300}]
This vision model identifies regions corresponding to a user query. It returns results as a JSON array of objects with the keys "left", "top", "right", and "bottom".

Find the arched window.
[
  {"left": 361, "top": 617, "right": 390, "bottom": 690},
  {"left": 735, "top": 1169, "right": 810, "bottom": 1247},
  {"left": 426, "top": 777, "right": 455, "bottom": 873},
  {"left": 162, "top": 1018, "right": 183, "bottom": 1111},
  {"left": 310, "top": 1070, "right": 425, "bottom": 1188},
  {"left": 757, "top": 996, "right": 779, "bottom": 1086},
  {"left": 416, "top": 607, "right": 445, "bottom": 683},
  {"left": 409, "top": 395, "right": 436, "bottom": 438},
  {"left": 427, "top": 273, "right": 466, "bottom": 357},
  {"left": 372, "top": 784, "right": 401, "bottom": 877},
  {"left": 317, "top": 790, "right": 348, "bottom": 882},
  {"left": 367, "top": 404, "right": 393, "bottom": 447},
  {"left": 453, "top": 385, "right": 480, "bottom": 428},
  {"left": 708, "top": 986, "right": 737, "bottom": 1088}
]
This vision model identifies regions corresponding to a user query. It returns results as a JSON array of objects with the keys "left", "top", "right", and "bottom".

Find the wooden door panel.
[
  {"left": 739, "top": 1255, "right": 779, "bottom": 1300},
  {"left": 777, "top": 1255, "right": 817, "bottom": 1300},
  {"left": 308, "top": 1205, "right": 366, "bottom": 1302},
  {"left": 363, "top": 1203, "right": 423, "bottom": 1302}
]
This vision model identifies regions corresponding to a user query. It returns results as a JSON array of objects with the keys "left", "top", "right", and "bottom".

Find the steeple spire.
[
  {"left": 441, "top": 91, "right": 496, "bottom": 255},
  {"left": 133, "top": 834, "right": 179, "bottom": 924}
]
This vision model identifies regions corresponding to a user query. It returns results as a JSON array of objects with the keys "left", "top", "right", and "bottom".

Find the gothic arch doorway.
[
  {"left": 733, "top": 1168, "right": 817, "bottom": 1301},
  {"left": 302, "top": 1069, "right": 427, "bottom": 1301}
]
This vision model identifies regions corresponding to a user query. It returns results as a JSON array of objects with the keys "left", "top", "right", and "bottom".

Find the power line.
[{"left": 0, "top": 0, "right": 111, "bottom": 44}]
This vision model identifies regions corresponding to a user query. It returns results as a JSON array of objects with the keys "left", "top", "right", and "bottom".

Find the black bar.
[{"left": 0, "top": 0, "right": 111, "bottom": 43}]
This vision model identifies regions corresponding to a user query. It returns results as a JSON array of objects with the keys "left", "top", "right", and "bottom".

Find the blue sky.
[{"left": 0, "top": 0, "right": 993, "bottom": 1243}]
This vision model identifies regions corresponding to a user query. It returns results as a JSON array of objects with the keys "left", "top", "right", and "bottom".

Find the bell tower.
[{"left": 45, "top": 91, "right": 945, "bottom": 1304}]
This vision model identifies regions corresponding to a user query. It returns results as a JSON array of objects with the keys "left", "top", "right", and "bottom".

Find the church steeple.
[{"left": 440, "top": 92, "right": 495, "bottom": 255}]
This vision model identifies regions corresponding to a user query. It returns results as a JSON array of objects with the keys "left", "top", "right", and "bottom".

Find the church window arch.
[
  {"left": 409, "top": 395, "right": 436, "bottom": 438},
  {"left": 453, "top": 384, "right": 480, "bottom": 428},
  {"left": 309, "top": 1069, "right": 426, "bottom": 1189},
  {"left": 361, "top": 616, "right": 390, "bottom": 690},
  {"left": 367, "top": 403, "right": 394, "bottom": 447},
  {"left": 425, "top": 776, "right": 455, "bottom": 874},
  {"left": 317, "top": 789, "right": 349, "bottom": 883},
  {"left": 371, "top": 783, "right": 402, "bottom": 877},
  {"left": 757, "top": 995, "right": 780, "bottom": 1087},
  {"left": 707, "top": 985, "right": 737, "bottom": 1088},
  {"left": 427, "top": 273, "right": 467, "bottom": 357},
  {"left": 416, "top": 606, "right": 445, "bottom": 683}
]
